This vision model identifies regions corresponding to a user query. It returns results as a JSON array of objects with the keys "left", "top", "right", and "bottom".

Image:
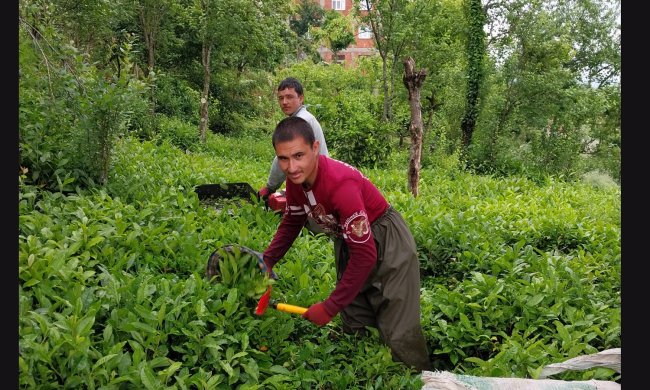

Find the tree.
[
  {"left": 290, "top": 0, "right": 325, "bottom": 36},
  {"left": 356, "top": 0, "right": 426, "bottom": 122},
  {"left": 460, "top": 0, "right": 486, "bottom": 155},
  {"left": 290, "top": 0, "right": 326, "bottom": 61},
  {"left": 405, "top": 0, "right": 465, "bottom": 156},
  {"left": 310, "top": 10, "right": 355, "bottom": 61},
  {"left": 19, "top": 0, "right": 149, "bottom": 188},
  {"left": 183, "top": 0, "right": 292, "bottom": 141},
  {"left": 137, "top": 0, "right": 169, "bottom": 76},
  {"left": 471, "top": 0, "right": 621, "bottom": 179},
  {"left": 402, "top": 57, "right": 427, "bottom": 197},
  {"left": 195, "top": 0, "right": 220, "bottom": 142}
]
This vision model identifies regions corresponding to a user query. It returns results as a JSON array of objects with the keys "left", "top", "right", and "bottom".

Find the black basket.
[{"left": 195, "top": 183, "right": 256, "bottom": 201}]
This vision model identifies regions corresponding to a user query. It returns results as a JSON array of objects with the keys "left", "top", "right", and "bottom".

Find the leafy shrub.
[
  {"left": 19, "top": 19, "right": 150, "bottom": 190},
  {"left": 320, "top": 91, "right": 390, "bottom": 168},
  {"left": 208, "top": 69, "right": 278, "bottom": 137},
  {"left": 19, "top": 133, "right": 620, "bottom": 387},
  {"left": 203, "top": 134, "right": 275, "bottom": 165},
  {"left": 529, "top": 124, "right": 584, "bottom": 181},
  {"left": 580, "top": 169, "right": 618, "bottom": 189},
  {"left": 155, "top": 115, "right": 203, "bottom": 151},
  {"left": 154, "top": 73, "right": 200, "bottom": 124},
  {"left": 274, "top": 61, "right": 395, "bottom": 168}
]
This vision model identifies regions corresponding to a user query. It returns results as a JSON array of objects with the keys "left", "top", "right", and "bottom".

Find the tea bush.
[{"left": 19, "top": 135, "right": 620, "bottom": 387}]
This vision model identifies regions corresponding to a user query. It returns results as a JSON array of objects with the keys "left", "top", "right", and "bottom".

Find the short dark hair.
[
  {"left": 277, "top": 77, "right": 304, "bottom": 96},
  {"left": 272, "top": 116, "right": 315, "bottom": 147}
]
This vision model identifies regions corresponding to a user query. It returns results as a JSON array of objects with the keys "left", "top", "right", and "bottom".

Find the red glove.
[
  {"left": 302, "top": 302, "right": 334, "bottom": 326},
  {"left": 257, "top": 186, "right": 272, "bottom": 201}
]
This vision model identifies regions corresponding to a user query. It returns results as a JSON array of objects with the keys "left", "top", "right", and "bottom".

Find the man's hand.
[
  {"left": 257, "top": 186, "right": 272, "bottom": 201},
  {"left": 253, "top": 250, "right": 278, "bottom": 280},
  {"left": 302, "top": 302, "right": 334, "bottom": 326}
]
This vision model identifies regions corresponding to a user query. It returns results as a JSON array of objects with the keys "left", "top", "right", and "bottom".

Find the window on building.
[
  {"left": 335, "top": 54, "right": 346, "bottom": 64},
  {"left": 332, "top": 0, "right": 345, "bottom": 11},
  {"left": 359, "top": 0, "right": 372, "bottom": 11},
  {"left": 358, "top": 25, "right": 373, "bottom": 39}
]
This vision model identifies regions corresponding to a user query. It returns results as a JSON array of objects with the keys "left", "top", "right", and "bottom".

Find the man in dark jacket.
[{"left": 261, "top": 116, "right": 432, "bottom": 372}]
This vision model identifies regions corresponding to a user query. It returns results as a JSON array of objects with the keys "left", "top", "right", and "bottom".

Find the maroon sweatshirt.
[{"left": 263, "top": 155, "right": 389, "bottom": 316}]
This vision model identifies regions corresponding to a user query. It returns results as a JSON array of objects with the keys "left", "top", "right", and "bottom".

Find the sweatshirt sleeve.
[
  {"left": 265, "top": 156, "right": 286, "bottom": 193},
  {"left": 263, "top": 198, "right": 307, "bottom": 269},
  {"left": 321, "top": 180, "right": 377, "bottom": 316},
  {"left": 307, "top": 116, "right": 329, "bottom": 157},
  {"left": 296, "top": 108, "right": 329, "bottom": 157}
]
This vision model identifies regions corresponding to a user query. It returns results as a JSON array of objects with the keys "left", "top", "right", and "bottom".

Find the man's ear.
[{"left": 312, "top": 139, "right": 320, "bottom": 154}]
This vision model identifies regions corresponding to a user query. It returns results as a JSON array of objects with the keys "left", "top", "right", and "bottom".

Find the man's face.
[
  {"left": 275, "top": 136, "right": 320, "bottom": 187},
  {"left": 277, "top": 87, "right": 304, "bottom": 116}
]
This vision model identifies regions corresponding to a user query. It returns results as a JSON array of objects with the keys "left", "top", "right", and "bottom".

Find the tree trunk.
[
  {"left": 424, "top": 92, "right": 440, "bottom": 153},
  {"left": 402, "top": 57, "right": 427, "bottom": 198},
  {"left": 380, "top": 53, "right": 390, "bottom": 122},
  {"left": 199, "top": 43, "right": 212, "bottom": 143},
  {"left": 138, "top": 0, "right": 166, "bottom": 76}
]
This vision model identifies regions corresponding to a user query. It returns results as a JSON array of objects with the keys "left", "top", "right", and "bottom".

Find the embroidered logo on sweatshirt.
[{"left": 343, "top": 210, "right": 371, "bottom": 243}]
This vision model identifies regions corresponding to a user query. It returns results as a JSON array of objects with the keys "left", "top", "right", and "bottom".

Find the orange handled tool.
[
  {"left": 255, "top": 286, "right": 308, "bottom": 316},
  {"left": 271, "top": 302, "right": 308, "bottom": 315}
]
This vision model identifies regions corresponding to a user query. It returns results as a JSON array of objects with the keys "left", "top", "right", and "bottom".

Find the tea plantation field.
[{"left": 19, "top": 135, "right": 621, "bottom": 388}]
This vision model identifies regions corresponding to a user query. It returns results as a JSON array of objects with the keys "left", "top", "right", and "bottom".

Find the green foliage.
[
  {"left": 19, "top": 11, "right": 151, "bottom": 190},
  {"left": 154, "top": 73, "right": 201, "bottom": 124},
  {"left": 19, "top": 20, "right": 83, "bottom": 190},
  {"left": 211, "top": 247, "right": 273, "bottom": 300},
  {"left": 325, "top": 92, "right": 392, "bottom": 168},
  {"left": 528, "top": 122, "right": 584, "bottom": 181},
  {"left": 20, "top": 0, "right": 620, "bottom": 189},
  {"left": 405, "top": 170, "right": 620, "bottom": 376},
  {"left": 19, "top": 136, "right": 426, "bottom": 387},
  {"left": 106, "top": 136, "right": 267, "bottom": 204},
  {"left": 468, "top": 0, "right": 620, "bottom": 181},
  {"left": 207, "top": 69, "right": 278, "bottom": 137},
  {"left": 459, "top": 0, "right": 487, "bottom": 154},
  {"left": 580, "top": 170, "right": 618, "bottom": 190},
  {"left": 75, "top": 34, "right": 150, "bottom": 185},
  {"left": 274, "top": 62, "right": 390, "bottom": 168},
  {"left": 19, "top": 133, "right": 620, "bottom": 386},
  {"left": 422, "top": 246, "right": 620, "bottom": 378},
  {"left": 290, "top": 0, "right": 325, "bottom": 37},
  {"left": 289, "top": 0, "right": 325, "bottom": 62},
  {"left": 311, "top": 10, "right": 356, "bottom": 55},
  {"left": 155, "top": 115, "right": 202, "bottom": 151}
]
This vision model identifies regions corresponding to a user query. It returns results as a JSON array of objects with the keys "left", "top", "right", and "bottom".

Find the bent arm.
[
  {"left": 309, "top": 118, "right": 329, "bottom": 156},
  {"left": 266, "top": 156, "right": 286, "bottom": 193}
]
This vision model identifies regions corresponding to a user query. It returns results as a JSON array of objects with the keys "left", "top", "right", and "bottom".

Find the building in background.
[{"left": 315, "top": 0, "right": 376, "bottom": 67}]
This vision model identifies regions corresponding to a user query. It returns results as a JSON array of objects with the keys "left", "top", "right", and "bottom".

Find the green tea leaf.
[
  {"left": 459, "top": 313, "right": 471, "bottom": 329},
  {"left": 159, "top": 361, "right": 182, "bottom": 381},
  {"left": 243, "top": 358, "right": 260, "bottom": 382},
  {"left": 140, "top": 364, "right": 160, "bottom": 390},
  {"left": 92, "top": 354, "right": 118, "bottom": 371},
  {"left": 130, "top": 321, "right": 157, "bottom": 334},
  {"left": 86, "top": 236, "right": 105, "bottom": 249},
  {"left": 24, "top": 278, "right": 40, "bottom": 287},
  {"left": 269, "top": 365, "right": 290, "bottom": 375},
  {"left": 219, "top": 360, "right": 234, "bottom": 377},
  {"left": 527, "top": 294, "right": 545, "bottom": 306}
]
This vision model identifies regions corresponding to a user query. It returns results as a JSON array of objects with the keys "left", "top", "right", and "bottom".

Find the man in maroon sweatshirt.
[{"left": 261, "top": 116, "right": 432, "bottom": 372}]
